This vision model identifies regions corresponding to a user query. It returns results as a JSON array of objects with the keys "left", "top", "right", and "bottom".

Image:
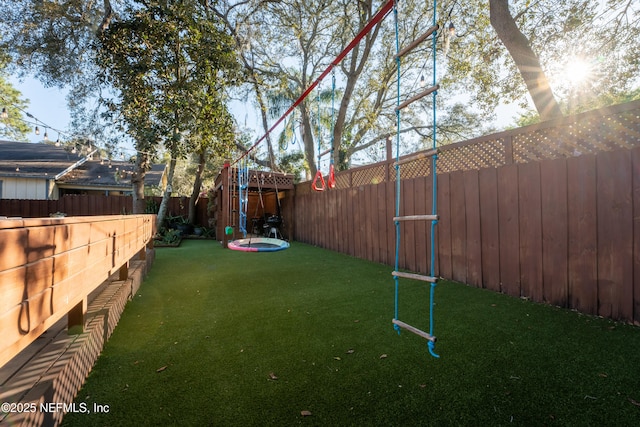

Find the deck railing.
[{"left": 0, "top": 215, "right": 155, "bottom": 369}]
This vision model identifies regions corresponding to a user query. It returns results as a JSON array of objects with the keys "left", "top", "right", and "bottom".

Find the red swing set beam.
[{"left": 231, "top": 0, "right": 395, "bottom": 169}]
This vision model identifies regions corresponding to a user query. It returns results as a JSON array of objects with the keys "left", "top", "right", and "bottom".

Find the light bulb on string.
[
  {"left": 420, "top": 75, "right": 426, "bottom": 87},
  {"left": 43, "top": 129, "right": 49, "bottom": 141},
  {"left": 35, "top": 126, "right": 40, "bottom": 135},
  {"left": 55, "top": 134, "right": 61, "bottom": 147},
  {"left": 448, "top": 22, "right": 455, "bottom": 37},
  {"left": 1, "top": 107, "right": 7, "bottom": 119}
]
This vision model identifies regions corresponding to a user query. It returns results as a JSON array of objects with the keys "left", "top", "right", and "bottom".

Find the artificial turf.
[{"left": 62, "top": 240, "right": 640, "bottom": 426}]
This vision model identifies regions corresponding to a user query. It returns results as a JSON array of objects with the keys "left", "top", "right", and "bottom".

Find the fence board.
[
  {"left": 567, "top": 154, "right": 598, "bottom": 315},
  {"left": 518, "top": 162, "right": 543, "bottom": 302},
  {"left": 634, "top": 147, "right": 640, "bottom": 324},
  {"left": 414, "top": 177, "right": 428, "bottom": 274},
  {"left": 596, "top": 149, "right": 634, "bottom": 321},
  {"left": 497, "top": 164, "right": 520, "bottom": 296},
  {"left": 436, "top": 173, "right": 452, "bottom": 279},
  {"left": 425, "top": 176, "right": 435, "bottom": 276},
  {"left": 365, "top": 184, "right": 375, "bottom": 262},
  {"left": 385, "top": 181, "right": 396, "bottom": 266},
  {"left": 333, "top": 191, "right": 341, "bottom": 253},
  {"left": 449, "top": 171, "right": 467, "bottom": 283},
  {"left": 479, "top": 168, "right": 500, "bottom": 292},
  {"left": 347, "top": 188, "right": 356, "bottom": 256},
  {"left": 401, "top": 179, "right": 417, "bottom": 271},
  {"left": 464, "top": 170, "right": 482, "bottom": 287},
  {"left": 540, "top": 158, "right": 568, "bottom": 306},
  {"left": 341, "top": 190, "right": 349, "bottom": 254},
  {"left": 375, "top": 184, "right": 386, "bottom": 264},
  {"left": 355, "top": 187, "right": 365, "bottom": 259}
]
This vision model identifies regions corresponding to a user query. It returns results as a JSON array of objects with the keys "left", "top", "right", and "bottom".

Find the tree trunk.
[
  {"left": 156, "top": 157, "right": 177, "bottom": 228},
  {"left": 188, "top": 151, "right": 206, "bottom": 225},
  {"left": 132, "top": 152, "right": 148, "bottom": 214},
  {"left": 489, "top": 0, "right": 563, "bottom": 121}
]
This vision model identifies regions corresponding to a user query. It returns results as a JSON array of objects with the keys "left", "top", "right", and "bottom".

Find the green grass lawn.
[{"left": 63, "top": 240, "right": 640, "bottom": 426}]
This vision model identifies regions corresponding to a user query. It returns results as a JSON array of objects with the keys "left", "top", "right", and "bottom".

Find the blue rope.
[
  {"left": 238, "top": 160, "right": 249, "bottom": 238},
  {"left": 393, "top": 0, "right": 402, "bottom": 335},
  {"left": 428, "top": 0, "right": 439, "bottom": 359}
]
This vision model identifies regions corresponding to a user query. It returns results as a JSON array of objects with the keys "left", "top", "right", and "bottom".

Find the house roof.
[
  {"left": 0, "top": 140, "right": 166, "bottom": 188},
  {"left": 56, "top": 160, "right": 166, "bottom": 189},
  {"left": 0, "top": 140, "right": 81, "bottom": 178}
]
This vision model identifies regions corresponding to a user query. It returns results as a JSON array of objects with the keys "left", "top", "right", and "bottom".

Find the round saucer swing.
[{"left": 227, "top": 237, "right": 290, "bottom": 252}]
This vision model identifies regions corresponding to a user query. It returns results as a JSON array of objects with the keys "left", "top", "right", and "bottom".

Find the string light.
[
  {"left": 0, "top": 95, "right": 70, "bottom": 142},
  {"left": 2, "top": 95, "right": 157, "bottom": 161}
]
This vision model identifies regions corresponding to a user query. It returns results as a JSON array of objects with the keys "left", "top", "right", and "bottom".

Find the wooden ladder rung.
[
  {"left": 393, "top": 214, "right": 438, "bottom": 222},
  {"left": 392, "top": 319, "right": 436, "bottom": 342},
  {"left": 395, "top": 25, "right": 439, "bottom": 59},
  {"left": 394, "top": 148, "right": 438, "bottom": 166},
  {"left": 318, "top": 148, "right": 332, "bottom": 157},
  {"left": 392, "top": 271, "right": 438, "bottom": 283},
  {"left": 395, "top": 84, "right": 440, "bottom": 111}
]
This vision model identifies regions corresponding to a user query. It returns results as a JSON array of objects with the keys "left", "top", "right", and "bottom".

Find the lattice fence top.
[
  {"left": 229, "top": 169, "right": 295, "bottom": 191},
  {"left": 297, "top": 100, "right": 640, "bottom": 191}
]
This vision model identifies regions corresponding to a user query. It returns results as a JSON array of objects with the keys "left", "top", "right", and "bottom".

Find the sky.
[{"left": 9, "top": 76, "right": 71, "bottom": 144}]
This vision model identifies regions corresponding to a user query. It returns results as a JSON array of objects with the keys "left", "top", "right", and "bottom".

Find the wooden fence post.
[{"left": 68, "top": 298, "right": 87, "bottom": 333}]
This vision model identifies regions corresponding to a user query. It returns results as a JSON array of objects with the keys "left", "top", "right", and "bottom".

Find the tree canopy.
[
  {"left": 1, "top": 0, "right": 638, "bottom": 183},
  {"left": 95, "top": 0, "right": 241, "bottom": 214}
]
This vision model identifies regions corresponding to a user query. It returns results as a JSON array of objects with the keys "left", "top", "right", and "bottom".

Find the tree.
[
  {"left": 0, "top": 57, "right": 31, "bottom": 140},
  {"left": 0, "top": 0, "right": 115, "bottom": 87},
  {"left": 446, "top": 0, "right": 639, "bottom": 121},
  {"left": 96, "top": 0, "right": 241, "bottom": 219}
]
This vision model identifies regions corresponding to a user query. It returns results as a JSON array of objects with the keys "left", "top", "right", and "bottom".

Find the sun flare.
[{"left": 563, "top": 57, "right": 592, "bottom": 86}]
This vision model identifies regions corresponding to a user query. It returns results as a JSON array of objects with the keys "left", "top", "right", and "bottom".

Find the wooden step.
[
  {"left": 393, "top": 214, "right": 438, "bottom": 222},
  {"left": 392, "top": 319, "right": 436, "bottom": 342},
  {"left": 395, "top": 24, "right": 439, "bottom": 59},
  {"left": 396, "top": 84, "right": 440, "bottom": 111},
  {"left": 392, "top": 271, "right": 438, "bottom": 283}
]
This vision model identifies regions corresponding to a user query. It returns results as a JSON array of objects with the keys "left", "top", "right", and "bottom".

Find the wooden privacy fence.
[
  {"left": 0, "top": 195, "right": 210, "bottom": 227},
  {"left": 293, "top": 100, "right": 640, "bottom": 324},
  {"left": 0, "top": 215, "right": 156, "bottom": 368}
]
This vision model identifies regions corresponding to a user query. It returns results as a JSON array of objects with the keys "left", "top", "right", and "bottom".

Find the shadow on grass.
[{"left": 63, "top": 240, "right": 640, "bottom": 426}]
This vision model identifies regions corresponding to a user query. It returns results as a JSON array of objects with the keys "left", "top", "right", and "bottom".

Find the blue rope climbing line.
[
  {"left": 393, "top": 0, "right": 402, "bottom": 334},
  {"left": 393, "top": 0, "right": 440, "bottom": 359},
  {"left": 428, "top": 0, "right": 439, "bottom": 359},
  {"left": 238, "top": 159, "right": 249, "bottom": 238}
]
